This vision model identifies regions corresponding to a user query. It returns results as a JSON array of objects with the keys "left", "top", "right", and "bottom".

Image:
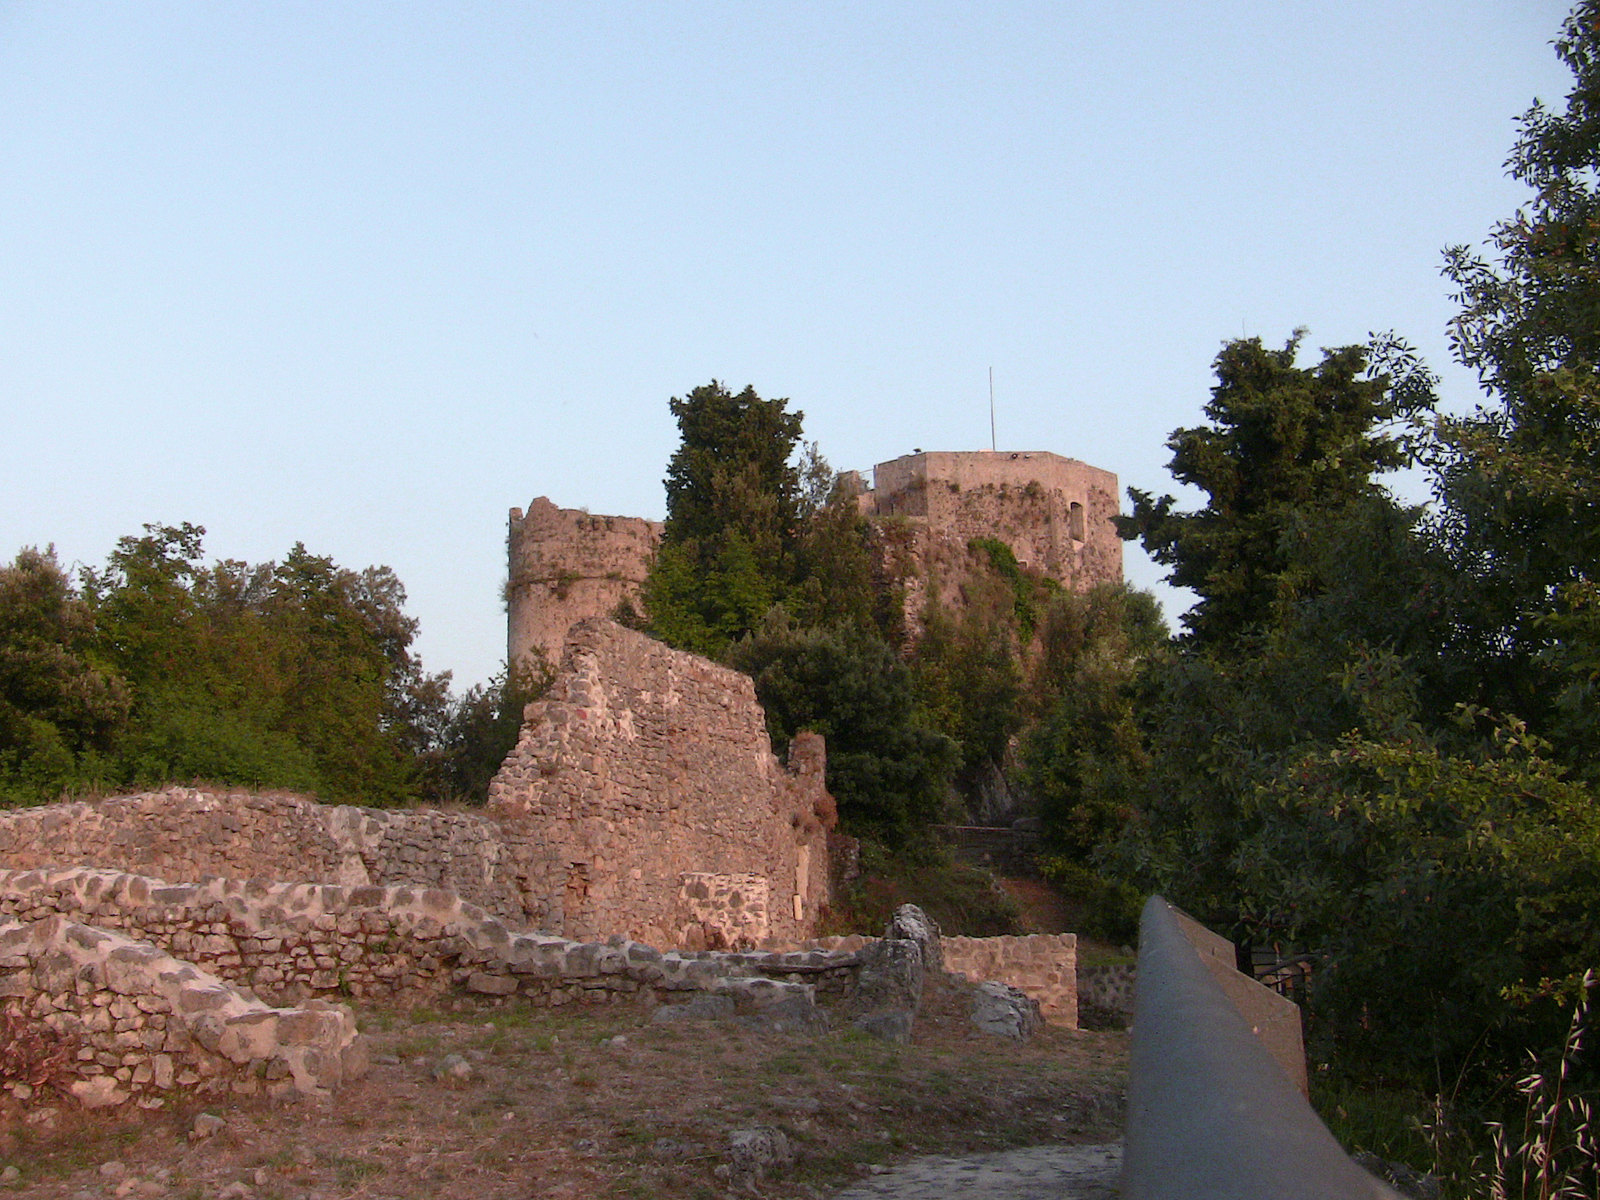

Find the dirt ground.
[{"left": 0, "top": 974, "right": 1127, "bottom": 1200}]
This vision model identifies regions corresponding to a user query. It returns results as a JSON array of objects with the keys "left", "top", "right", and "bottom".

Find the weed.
[{"left": 1481, "top": 971, "right": 1597, "bottom": 1200}]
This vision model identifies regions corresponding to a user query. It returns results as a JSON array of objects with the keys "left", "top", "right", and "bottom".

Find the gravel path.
[{"left": 828, "top": 1142, "right": 1122, "bottom": 1199}]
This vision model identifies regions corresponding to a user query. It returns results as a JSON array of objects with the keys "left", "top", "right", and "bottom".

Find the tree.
[
  {"left": 645, "top": 382, "right": 806, "bottom": 656},
  {"left": 728, "top": 617, "right": 958, "bottom": 845},
  {"left": 77, "top": 525, "right": 448, "bottom": 805},
  {"left": 0, "top": 548, "right": 128, "bottom": 803},
  {"left": 1437, "top": 0, "right": 1600, "bottom": 773},
  {"left": 1019, "top": 584, "right": 1166, "bottom": 860},
  {"left": 1122, "top": 334, "right": 1429, "bottom": 650}
]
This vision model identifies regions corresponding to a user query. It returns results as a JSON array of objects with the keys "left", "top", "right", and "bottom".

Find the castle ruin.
[
  {"left": 507, "top": 449, "right": 1122, "bottom": 672},
  {"left": 506, "top": 498, "right": 662, "bottom": 678}
]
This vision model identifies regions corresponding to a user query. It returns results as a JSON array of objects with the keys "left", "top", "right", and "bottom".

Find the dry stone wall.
[
  {"left": 488, "top": 618, "right": 836, "bottom": 949},
  {"left": 0, "top": 788, "right": 527, "bottom": 924},
  {"left": 0, "top": 866, "right": 821, "bottom": 1017},
  {"left": 0, "top": 916, "right": 362, "bottom": 1110}
]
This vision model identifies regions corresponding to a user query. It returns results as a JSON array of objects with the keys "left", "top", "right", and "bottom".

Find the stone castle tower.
[
  {"left": 506, "top": 498, "right": 661, "bottom": 678},
  {"left": 507, "top": 450, "right": 1121, "bottom": 672}
]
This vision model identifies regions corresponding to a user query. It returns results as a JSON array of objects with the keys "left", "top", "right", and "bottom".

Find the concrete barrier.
[{"left": 1122, "top": 896, "right": 1400, "bottom": 1200}]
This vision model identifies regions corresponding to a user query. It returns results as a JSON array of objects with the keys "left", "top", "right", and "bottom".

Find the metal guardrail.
[{"left": 1121, "top": 896, "right": 1400, "bottom": 1200}]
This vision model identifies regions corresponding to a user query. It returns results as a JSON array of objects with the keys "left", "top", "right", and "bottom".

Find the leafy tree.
[
  {"left": 1437, "top": 0, "right": 1600, "bottom": 774},
  {"left": 662, "top": 381, "right": 804, "bottom": 569},
  {"left": 1239, "top": 711, "right": 1600, "bottom": 1082},
  {"left": 910, "top": 576, "right": 1024, "bottom": 780},
  {"left": 77, "top": 524, "right": 448, "bottom": 805},
  {"left": 646, "top": 382, "right": 807, "bottom": 655},
  {"left": 0, "top": 548, "right": 128, "bottom": 803},
  {"left": 1019, "top": 584, "right": 1165, "bottom": 860},
  {"left": 1122, "top": 334, "right": 1430, "bottom": 649},
  {"left": 788, "top": 452, "right": 892, "bottom": 637},
  {"left": 728, "top": 617, "right": 958, "bottom": 845}
]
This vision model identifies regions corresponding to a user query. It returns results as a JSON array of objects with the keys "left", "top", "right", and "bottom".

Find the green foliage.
[
  {"left": 1435, "top": 1, "right": 1600, "bottom": 778},
  {"left": 1019, "top": 585, "right": 1166, "bottom": 860},
  {"left": 1122, "top": 333, "right": 1430, "bottom": 649},
  {"left": 647, "top": 382, "right": 805, "bottom": 655},
  {"left": 1238, "top": 714, "right": 1600, "bottom": 1083},
  {"left": 728, "top": 618, "right": 958, "bottom": 845},
  {"left": 910, "top": 587, "right": 1023, "bottom": 778},
  {"left": 0, "top": 523, "right": 457, "bottom": 807},
  {"left": 0, "top": 547, "right": 128, "bottom": 804}
]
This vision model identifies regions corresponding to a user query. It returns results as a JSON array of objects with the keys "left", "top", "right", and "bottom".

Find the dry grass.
[
  {"left": 0, "top": 974, "right": 1126, "bottom": 1199},
  {"left": 1482, "top": 972, "right": 1597, "bottom": 1200}
]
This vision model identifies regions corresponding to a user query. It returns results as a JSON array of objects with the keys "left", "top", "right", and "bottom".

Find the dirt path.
[
  {"left": 0, "top": 976, "right": 1126, "bottom": 1199},
  {"left": 827, "top": 1142, "right": 1121, "bottom": 1199}
]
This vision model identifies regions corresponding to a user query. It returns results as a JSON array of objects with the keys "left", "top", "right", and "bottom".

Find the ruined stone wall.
[
  {"left": 0, "top": 788, "right": 528, "bottom": 926},
  {"left": 941, "top": 932, "right": 1078, "bottom": 1028},
  {"left": 867, "top": 451, "right": 1122, "bottom": 594},
  {"left": 488, "top": 618, "right": 836, "bottom": 949},
  {"left": 0, "top": 867, "right": 818, "bottom": 1015},
  {"left": 0, "top": 916, "right": 362, "bottom": 1109},
  {"left": 506, "top": 497, "right": 661, "bottom": 675}
]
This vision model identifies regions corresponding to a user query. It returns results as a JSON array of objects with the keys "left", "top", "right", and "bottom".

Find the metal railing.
[{"left": 1121, "top": 896, "right": 1400, "bottom": 1200}]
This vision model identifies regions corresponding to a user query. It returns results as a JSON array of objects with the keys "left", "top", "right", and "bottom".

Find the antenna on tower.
[{"left": 989, "top": 366, "right": 996, "bottom": 452}]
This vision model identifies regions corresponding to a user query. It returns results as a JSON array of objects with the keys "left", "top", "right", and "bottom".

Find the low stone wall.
[
  {"left": 1079, "top": 963, "right": 1136, "bottom": 1020},
  {"left": 808, "top": 930, "right": 1080, "bottom": 1030},
  {"left": 941, "top": 934, "right": 1078, "bottom": 1028},
  {"left": 0, "top": 867, "right": 819, "bottom": 1015},
  {"left": 0, "top": 789, "right": 527, "bottom": 925},
  {"left": 0, "top": 916, "right": 362, "bottom": 1110}
]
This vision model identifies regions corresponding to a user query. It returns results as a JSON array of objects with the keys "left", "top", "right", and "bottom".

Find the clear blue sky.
[{"left": 0, "top": 2, "right": 1576, "bottom": 688}]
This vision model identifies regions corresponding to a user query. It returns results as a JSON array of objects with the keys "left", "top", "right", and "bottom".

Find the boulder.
[
  {"left": 970, "top": 980, "right": 1042, "bottom": 1041},
  {"left": 885, "top": 904, "right": 942, "bottom": 974}
]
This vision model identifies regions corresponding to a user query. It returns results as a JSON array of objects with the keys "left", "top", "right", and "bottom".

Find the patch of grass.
[
  {"left": 823, "top": 841, "right": 1023, "bottom": 938},
  {"left": 1313, "top": 1075, "right": 1436, "bottom": 1169}
]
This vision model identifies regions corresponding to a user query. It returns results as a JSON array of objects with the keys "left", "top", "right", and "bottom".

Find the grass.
[{"left": 1315, "top": 972, "right": 1598, "bottom": 1200}]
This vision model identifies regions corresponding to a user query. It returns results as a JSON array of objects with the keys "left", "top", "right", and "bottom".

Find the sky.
[{"left": 0, "top": 2, "right": 1579, "bottom": 689}]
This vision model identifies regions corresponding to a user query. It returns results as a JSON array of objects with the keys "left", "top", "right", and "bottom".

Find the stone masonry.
[
  {"left": 0, "top": 618, "right": 838, "bottom": 955},
  {"left": 488, "top": 618, "right": 836, "bottom": 949},
  {"left": 0, "top": 915, "right": 363, "bottom": 1109},
  {"left": 862, "top": 450, "right": 1122, "bottom": 590},
  {"left": 506, "top": 497, "right": 662, "bottom": 677},
  {"left": 505, "top": 448, "right": 1122, "bottom": 676}
]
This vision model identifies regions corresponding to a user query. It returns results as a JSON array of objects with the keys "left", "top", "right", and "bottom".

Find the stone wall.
[
  {"left": 0, "top": 788, "right": 528, "bottom": 925},
  {"left": 0, "top": 867, "right": 819, "bottom": 1015},
  {"left": 941, "top": 933, "right": 1079, "bottom": 1028},
  {"left": 506, "top": 497, "right": 661, "bottom": 676},
  {"left": 0, "top": 916, "right": 362, "bottom": 1110},
  {"left": 0, "top": 622, "right": 839, "bottom": 954},
  {"left": 488, "top": 618, "right": 836, "bottom": 948}
]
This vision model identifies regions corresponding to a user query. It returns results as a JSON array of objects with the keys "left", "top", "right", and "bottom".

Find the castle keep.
[
  {"left": 862, "top": 450, "right": 1121, "bottom": 591},
  {"left": 507, "top": 449, "right": 1122, "bottom": 672}
]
